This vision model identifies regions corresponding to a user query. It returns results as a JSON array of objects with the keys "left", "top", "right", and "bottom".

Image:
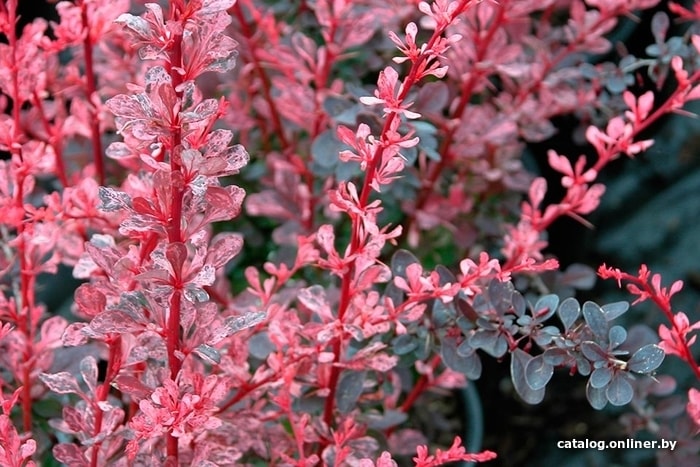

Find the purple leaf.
[
  {"left": 586, "top": 380, "right": 607, "bottom": 410},
  {"left": 391, "top": 249, "right": 419, "bottom": 278},
  {"left": 487, "top": 279, "right": 513, "bottom": 315},
  {"left": 608, "top": 326, "right": 627, "bottom": 349},
  {"left": 581, "top": 341, "right": 608, "bottom": 362},
  {"left": 557, "top": 297, "right": 581, "bottom": 331},
  {"left": 336, "top": 370, "right": 366, "bottom": 414},
  {"left": 589, "top": 367, "right": 612, "bottom": 389},
  {"left": 524, "top": 355, "right": 553, "bottom": 390},
  {"left": 627, "top": 344, "right": 665, "bottom": 374},
  {"left": 441, "top": 336, "right": 482, "bottom": 380},
  {"left": 606, "top": 374, "right": 634, "bottom": 406},
  {"left": 533, "top": 294, "right": 559, "bottom": 322},
  {"left": 561, "top": 263, "right": 596, "bottom": 290},
  {"left": 582, "top": 301, "right": 607, "bottom": 339},
  {"left": 511, "top": 349, "right": 545, "bottom": 404},
  {"left": 601, "top": 301, "right": 629, "bottom": 321},
  {"left": 39, "top": 372, "right": 81, "bottom": 395}
]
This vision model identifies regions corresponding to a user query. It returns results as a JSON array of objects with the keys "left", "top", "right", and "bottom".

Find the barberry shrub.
[{"left": 0, "top": 0, "right": 699, "bottom": 466}]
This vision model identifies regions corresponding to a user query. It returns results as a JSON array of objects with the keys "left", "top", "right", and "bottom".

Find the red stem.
[
  {"left": 320, "top": 0, "right": 474, "bottom": 449},
  {"left": 89, "top": 337, "right": 122, "bottom": 467},
  {"left": 80, "top": 1, "right": 105, "bottom": 186},
  {"left": 5, "top": 0, "right": 36, "bottom": 435},
  {"left": 231, "top": 2, "right": 290, "bottom": 150},
  {"left": 163, "top": 7, "right": 186, "bottom": 462}
]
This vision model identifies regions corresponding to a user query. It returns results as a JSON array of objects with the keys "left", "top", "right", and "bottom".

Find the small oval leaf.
[
  {"left": 558, "top": 297, "right": 580, "bottom": 331},
  {"left": 336, "top": 370, "right": 366, "bottom": 414},
  {"left": 606, "top": 374, "right": 634, "bottom": 406},
  {"left": 525, "top": 355, "right": 554, "bottom": 390},
  {"left": 608, "top": 325, "right": 627, "bottom": 349},
  {"left": 589, "top": 367, "right": 612, "bottom": 389},
  {"left": 627, "top": 344, "right": 665, "bottom": 374},
  {"left": 583, "top": 301, "right": 608, "bottom": 339},
  {"left": 511, "top": 349, "right": 545, "bottom": 404},
  {"left": 586, "top": 381, "right": 608, "bottom": 410},
  {"left": 601, "top": 301, "right": 629, "bottom": 321},
  {"left": 533, "top": 294, "right": 559, "bottom": 321}
]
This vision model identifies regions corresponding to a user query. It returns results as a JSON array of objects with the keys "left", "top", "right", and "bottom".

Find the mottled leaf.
[
  {"left": 223, "top": 311, "right": 266, "bottom": 336},
  {"left": 53, "top": 443, "right": 89, "bottom": 467},
  {"left": 39, "top": 372, "right": 81, "bottom": 395},
  {"left": 627, "top": 344, "right": 665, "bottom": 374},
  {"left": 98, "top": 187, "right": 131, "bottom": 212},
  {"left": 80, "top": 356, "right": 98, "bottom": 394},
  {"left": 114, "top": 13, "right": 150, "bottom": 38},
  {"left": 194, "top": 344, "right": 221, "bottom": 364}
]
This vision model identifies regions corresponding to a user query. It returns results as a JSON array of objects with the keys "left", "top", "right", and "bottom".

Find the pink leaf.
[
  {"left": 39, "top": 372, "right": 81, "bottom": 395},
  {"left": 206, "top": 233, "right": 243, "bottom": 269},
  {"left": 53, "top": 443, "right": 88, "bottom": 467}
]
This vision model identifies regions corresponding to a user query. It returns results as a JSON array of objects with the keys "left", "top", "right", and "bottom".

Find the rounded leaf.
[
  {"left": 627, "top": 344, "right": 665, "bottom": 374},
  {"left": 533, "top": 294, "right": 559, "bottom": 322},
  {"left": 511, "top": 349, "right": 546, "bottom": 404},
  {"left": 583, "top": 301, "right": 608, "bottom": 339},
  {"left": 525, "top": 355, "right": 554, "bottom": 390},
  {"left": 441, "top": 337, "right": 482, "bottom": 380},
  {"left": 336, "top": 370, "right": 366, "bottom": 414},
  {"left": 392, "top": 334, "right": 418, "bottom": 355},
  {"left": 606, "top": 374, "right": 634, "bottom": 406},
  {"left": 586, "top": 381, "right": 608, "bottom": 410},
  {"left": 391, "top": 249, "right": 419, "bottom": 278},
  {"left": 589, "top": 367, "right": 612, "bottom": 389},
  {"left": 608, "top": 325, "right": 627, "bottom": 349},
  {"left": 557, "top": 297, "right": 580, "bottom": 331},
  {"left": 601, "top": 301, "right": 629, "bottom": 321}
]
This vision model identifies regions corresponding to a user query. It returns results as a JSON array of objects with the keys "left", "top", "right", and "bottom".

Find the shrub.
[{"left": 0, "top": 0, "right": 699, "bottom": 465}]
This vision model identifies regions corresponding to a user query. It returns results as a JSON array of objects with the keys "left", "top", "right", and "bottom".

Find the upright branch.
[
  {"left": 321, "top": 0, "right": 475, "bottom": 440},
  {"left": 79, "top": 0, "right": 105, "bottom": 186}
]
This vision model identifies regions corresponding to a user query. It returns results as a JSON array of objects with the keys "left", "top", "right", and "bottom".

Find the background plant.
[{"left": 0, "top": 0, "right": 699, "bottom": 466}]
